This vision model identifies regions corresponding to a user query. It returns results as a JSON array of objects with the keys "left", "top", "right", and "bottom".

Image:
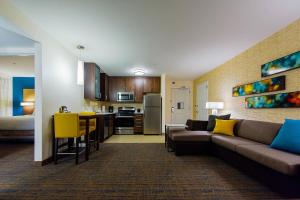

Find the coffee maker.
[{"left": 108, "top": 106, "right": 114, "bottom": 113}]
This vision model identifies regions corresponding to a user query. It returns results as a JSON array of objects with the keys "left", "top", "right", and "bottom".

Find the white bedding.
[{"left": 0, "top": 115, "right": 34, "bottom": 130}]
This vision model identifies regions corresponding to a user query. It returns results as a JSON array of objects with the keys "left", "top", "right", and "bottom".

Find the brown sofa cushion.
[
  {"left": 237, "top": 120, "right": 282, "bottom": 145},
  {"left": 236, "top": 144, "right": 300, "bottom": 176},
  {"left": 170, "top": 131, "right": 211, "bottom": 142},
  {"left": 211, "top": 135, "right": 258, "bottom": 151}
]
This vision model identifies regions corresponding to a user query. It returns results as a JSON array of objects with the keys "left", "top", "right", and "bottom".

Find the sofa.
[{"left": 167, "top": 119, "right": 300, "bottom": 197}]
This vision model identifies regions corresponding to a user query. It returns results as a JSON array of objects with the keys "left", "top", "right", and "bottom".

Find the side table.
[{"left": 165, "top": 123, "right": 186, "bottom": 152}]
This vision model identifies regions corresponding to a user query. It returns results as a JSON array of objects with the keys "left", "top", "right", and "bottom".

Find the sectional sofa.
[{"left": 167, "top": 119, "right": 300, "bottom": 197}]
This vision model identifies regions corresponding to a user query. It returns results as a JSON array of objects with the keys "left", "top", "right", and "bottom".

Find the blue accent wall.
[{"left": 13, "top": 77, "right": 35, "bottom": 116}]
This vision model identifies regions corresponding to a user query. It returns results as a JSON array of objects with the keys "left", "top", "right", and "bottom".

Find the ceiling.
[
  {"left": 0, "top": 27, "right": 34, "bottom": 48},
  {"left": 11, "top": 0, "right": 300, "bottom": 79}
]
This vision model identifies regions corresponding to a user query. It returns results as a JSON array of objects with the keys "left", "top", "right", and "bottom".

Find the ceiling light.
[
  {"left": 77, "top": 45, "right": 85, "bottom": 85},
  {"left": 134, "top": 69, "right": 145, "bottom": 76},
  {"left": 77, "top": 60, "right": 84, "bottom": 85}
]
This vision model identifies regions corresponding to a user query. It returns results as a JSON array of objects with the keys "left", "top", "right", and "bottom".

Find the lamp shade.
[
  {"left": 206, "top": 102, "right": 224, "bottom": 109},
  {"left": 77, "top": 60, "right": 84, "bottom": 85}
]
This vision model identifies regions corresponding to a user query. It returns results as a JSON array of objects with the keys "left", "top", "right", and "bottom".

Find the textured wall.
[{"left": 194, "top": 19, "right": 300, "bottom": 123}]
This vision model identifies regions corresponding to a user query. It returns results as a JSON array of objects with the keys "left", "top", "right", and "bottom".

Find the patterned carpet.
[{"left": 0, "top": 143, "right": 285, "bottom": 200}]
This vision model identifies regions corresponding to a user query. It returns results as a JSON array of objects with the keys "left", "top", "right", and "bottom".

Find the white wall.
[
  {"left": 161, "top": 74, "right": 166, "bottom": 133},
  {"left": 0, "top": 1, "right": 85, "bottom": 161},
  {"left": 0, "top": 56, "right": 34, "bottom": 77}
]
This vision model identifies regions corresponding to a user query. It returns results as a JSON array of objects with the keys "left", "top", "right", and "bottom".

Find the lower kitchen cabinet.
[
  {"left": 134, "top": 113, "right": 144, "bottom": 134},
  {"left": 98, "top": 114, "right": 115, "bottom": 142}
]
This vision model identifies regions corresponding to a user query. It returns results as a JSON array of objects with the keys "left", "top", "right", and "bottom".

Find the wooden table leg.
[
  {"left": 85, "top": 118, "right": 90, "bottom": 161},
  {"left": 165, "top": 125, "right": 167, "bottom": 148},
  {"left": 96, "top": 118, "right": 100, "bottom": 151}
]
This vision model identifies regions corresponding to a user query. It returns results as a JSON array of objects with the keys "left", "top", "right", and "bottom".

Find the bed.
[{"left": 0, "top": 115, "right": 34, "bottom": 141}]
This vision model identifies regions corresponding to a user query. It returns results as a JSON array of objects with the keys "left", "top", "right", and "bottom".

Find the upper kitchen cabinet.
[
  {"left": 84, "top": 62, "right": 101, "bottom": 100},
  {"left": 108, "top": 76, "right": 160, "bottom": 102},
  {"left": 134, "top": 77, "right": 144, "bottom": 103},
  {"left": 125, "top": 77, "right": 136, "bottom": 93},
  {"left": 108, "top": 76, "right": 126, "bottom": 102},
  {"left": 100, "top": 73, "right": 109, "bottom": 101},
  {"left": 143, "top": 77, "right": 161, "bottom": 93}
]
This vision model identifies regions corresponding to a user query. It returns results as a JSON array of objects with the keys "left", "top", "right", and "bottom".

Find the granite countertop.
[
  {"left": 134, "top": 112, "right": 143, "bottom": 115},
  {"left": 95, "top": 112, "right": 117, "bottom": 115}
]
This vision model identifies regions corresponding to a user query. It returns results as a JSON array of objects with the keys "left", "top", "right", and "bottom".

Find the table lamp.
[{"left": 206, "top": 102, "right": 224, "bottom": 115}]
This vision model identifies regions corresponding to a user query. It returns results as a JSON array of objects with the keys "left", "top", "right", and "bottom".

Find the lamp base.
[{"left": 211, "top": 109, "right": 218, "bottom": 115}]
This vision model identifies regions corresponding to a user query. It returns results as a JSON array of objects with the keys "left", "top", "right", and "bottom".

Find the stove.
[{"left": 115, "top": 107, "right": 136, "bottom": 134}]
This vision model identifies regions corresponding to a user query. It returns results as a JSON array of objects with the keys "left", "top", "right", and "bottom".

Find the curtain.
[{"left": 0, "top": 76, "right": 12, "bottom": 116}]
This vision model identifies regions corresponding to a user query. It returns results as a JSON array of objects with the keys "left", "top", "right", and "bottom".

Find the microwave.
[{"left": 117, "top": 92, "right": 135, "bottom": 102}]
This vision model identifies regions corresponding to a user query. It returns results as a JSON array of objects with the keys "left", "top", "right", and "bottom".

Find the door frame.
[{"left": 0, "top": 18, "right": 43, "bottom": 161}]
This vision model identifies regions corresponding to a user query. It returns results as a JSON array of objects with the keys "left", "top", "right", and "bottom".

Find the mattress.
[{"left": 0, "top": 115, "right": 34, "bottom": 130}]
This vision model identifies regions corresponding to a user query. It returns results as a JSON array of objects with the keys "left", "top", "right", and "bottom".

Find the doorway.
[
  {"left": 0, "top": 23, "right": 41, "bottom": 162},
  {"left": 171, "top": 87, "right": 191, "bottom": 124},
  {"left": 196, "top": 81, "right": 208, "bottom": 120}
]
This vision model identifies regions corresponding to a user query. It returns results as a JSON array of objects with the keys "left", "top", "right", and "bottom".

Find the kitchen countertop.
[
  {"left": 95, "top": 112, "right": 143, "bottom": 115},
  {"left": 134, "top": 112, "right": 143, "bottom": 114},
  {"left": 95, "top": 112, "right": 117, "bottom": 115}
]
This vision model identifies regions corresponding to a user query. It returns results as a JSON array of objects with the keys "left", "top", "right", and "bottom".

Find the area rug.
[{"left": 0, "top": 143, "right": 283, "bottom": 199}]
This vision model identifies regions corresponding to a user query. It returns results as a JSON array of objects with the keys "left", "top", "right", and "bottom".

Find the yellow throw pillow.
[{"left": 213, "top": 119, "right": 237, "bottom": 136}]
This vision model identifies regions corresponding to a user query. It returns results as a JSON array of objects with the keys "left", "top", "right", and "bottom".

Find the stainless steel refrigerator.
[{"left": 143, "top": 93, "right": 162, "bottom": 135}]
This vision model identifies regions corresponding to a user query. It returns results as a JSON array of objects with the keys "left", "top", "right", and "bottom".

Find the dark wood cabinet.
[
  {"left": 84, "top": 63, "right": 101, "bottom": 101},
  {"left": 134, "top": 114, "right": 144, "bottom": 134},
  {"left": 108, "top": 115, "right": 115, "bottom": 137},
  {"left": 134, "top": 77, "right": 144, "bottom": 103},
  {"left": 98, "top": 114, "right": 115, "bottom": 142},
  {"left": 108, "top": 76, "right": 126, "bottom": 102},
  {"left": 100, "top": 73, "right": 109, "bottom": 101},
  {"left": 143, "top": 77, "right": 161, "bottom": 93},
  {"left": 108, "top": 76, "right": 160, "bottom": 103},
  {"left": 125, "top": 77, "right": 135, "bottom": 93}
]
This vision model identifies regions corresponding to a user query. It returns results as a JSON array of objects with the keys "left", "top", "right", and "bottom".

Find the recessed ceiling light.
[{"left": 133, "top": 69, "right": 145, "bottom": 76}]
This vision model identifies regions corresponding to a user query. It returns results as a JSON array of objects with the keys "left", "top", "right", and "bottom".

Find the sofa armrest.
[{"left": 186, "top": 119, "right": 208, "bottom": 131}]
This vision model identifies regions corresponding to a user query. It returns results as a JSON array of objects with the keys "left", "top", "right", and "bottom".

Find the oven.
[
  {"left": 117, "top": 92, "right": 135, "bottom": 102},
  {"left": 115, "top": 107, "right": 135, "bottom": 134}
]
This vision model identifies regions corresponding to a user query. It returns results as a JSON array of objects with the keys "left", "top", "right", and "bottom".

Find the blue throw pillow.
[{"left": 270, "top": 119, "right": 300, "bottom": 154}]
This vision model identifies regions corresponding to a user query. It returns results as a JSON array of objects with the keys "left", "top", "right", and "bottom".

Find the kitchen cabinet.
[
  {"left": 98, "top": 114, "right": 115, "bottom": 142},
  {"left": 84, "top": 62, "right": 101, "bottom": 100},
  {"left": 143, "top": 77, "right": 161, "bottom": 93},
  {"left": 134, "top": 113, "right": 144, "bottom": 134},
  {"left": 125, "top": 77, "right": 135, "bottom": 93},
  {"left": 100, "top": 73, "right": 109, "bottom": 101},
  {"left": 108, "top": 77, "right": 126, "bottom": 102},
  {"left": 108, "top": 76, "right": 161, "bottom": 103},
  {"left": 134, "top": 77, "right": 144, "bottom": 103}
]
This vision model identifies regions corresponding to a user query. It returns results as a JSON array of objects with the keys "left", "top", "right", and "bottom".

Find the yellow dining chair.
[
  {"left": 79, "top": 111, "right": 98, "bottom": 150},
  {"left": 53, "top": 113, "right": 90, "bottom": 164},
  {"left": 79, "top": 112, "right": 96, "bottom": 132}
]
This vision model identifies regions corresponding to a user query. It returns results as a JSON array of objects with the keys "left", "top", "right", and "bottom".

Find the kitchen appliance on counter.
[
  {"left": 117, "top": 92, "right": 134, "bottom": 102},
  {"left": 108, "top": 106, "right": 114, "bottom": 113},
  {"left": 143, "top": 94, "right": 162, "bottom": 135},
  {"left": 115, "top": 107, "right": 135, "bottom": 134}
]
